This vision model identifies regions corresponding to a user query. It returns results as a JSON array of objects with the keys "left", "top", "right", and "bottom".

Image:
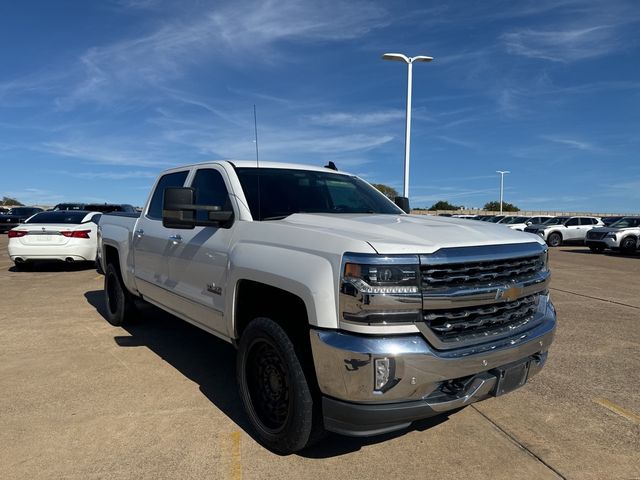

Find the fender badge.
[
  {"left": 206, "top": 283, "right": 222, "bottom": 295},
  {"left": 496, "top": 285, "right": 524, "bottom": 302}
]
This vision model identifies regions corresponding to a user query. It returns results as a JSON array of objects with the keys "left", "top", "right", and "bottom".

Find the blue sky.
[{"left": 1, "top": 0, "right": 639, "bottom": 212}]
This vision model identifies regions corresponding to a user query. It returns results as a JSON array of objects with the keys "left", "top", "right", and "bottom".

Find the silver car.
[
  {"left": 524, "top": 216, "right": 604, "bottom": 247},
  {"left": 585, "top": 217, "right": 640, "bottom": 253}
]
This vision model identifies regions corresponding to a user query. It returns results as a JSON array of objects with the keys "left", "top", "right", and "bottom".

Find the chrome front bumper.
[{"left": 310, "top": 299, "right": 556, "bottom": 436}]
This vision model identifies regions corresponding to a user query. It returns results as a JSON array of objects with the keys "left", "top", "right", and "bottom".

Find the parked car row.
[{"left": 442, "top": 213, "right": 640, "bottom": 253}]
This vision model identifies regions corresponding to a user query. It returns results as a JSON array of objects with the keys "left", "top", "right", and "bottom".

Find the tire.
[
  {"left": 547, "top": 232, "right": 562, "bottom": 247},
  {"left": 589, "top": 245, "right": 604, "bottom": 253},
  {"left": 237, "top": 317, "right": 324, "bottom": 454},
  {"left": 95, "top": 256, "right": 104, "bottom": 275},
  {"left": 104, "top": 262, "right": 136, "bottom": 326},
  {"left": 620, "top": 236, "right": 637, "bottom": 254}
]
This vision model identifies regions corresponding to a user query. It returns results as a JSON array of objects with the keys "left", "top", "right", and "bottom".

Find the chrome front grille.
[
  {"left": 423, "top": 294, "right": 539, "bottom": 344},
  {"left": 421, "top": 254, "right": 544, "bottom": 291},
  {"left": 418, "top": 243, "right": 550, "bottom": 350},
  {"left": 587, "top": 231, "right": 607, "bottom": 240}
]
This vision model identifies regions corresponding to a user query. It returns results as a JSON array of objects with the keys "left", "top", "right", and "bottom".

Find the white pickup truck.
[{"left": 99, "top": 161, "right": 556, "bottom": 453}]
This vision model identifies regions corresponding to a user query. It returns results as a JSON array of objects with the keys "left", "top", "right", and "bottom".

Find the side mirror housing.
[
  {"left": 163, "top": 187, "right": 196, "bottom": 229},
  {"left": 394, "top": 196, "right": 411, "bottom": 214},
  {"left": 162, "top": 187, "right": 234, "bottom": 229}
]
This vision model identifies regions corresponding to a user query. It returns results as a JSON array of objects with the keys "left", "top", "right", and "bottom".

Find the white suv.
[
  {"left": 585, "top": 217, "right": 640, "bottom": 253},
  {"left": 524, "top": 216, "right": 603, "bottom": 247}
]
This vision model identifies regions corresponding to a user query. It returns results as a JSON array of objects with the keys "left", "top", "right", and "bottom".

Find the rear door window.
[
  {"left": 565, "top": 218, "right": 580, "bottom": 226},
  {"left": 147, "top": 171, "right": 189, "bottom": 220}
]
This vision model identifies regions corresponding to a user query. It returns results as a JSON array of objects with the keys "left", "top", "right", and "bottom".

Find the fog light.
[{"left": 374, "top": 357, "right": 390, "bottom": 391}]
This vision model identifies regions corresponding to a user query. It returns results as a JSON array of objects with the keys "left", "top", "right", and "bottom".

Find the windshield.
[
  {"left": 542, "top": 217, "right": 569, "bottom": 225},
  {"left": 610, "top": 217, "right": 640, "bottom": 228},
  {"left": 25, "top": 211, "right": 91, "bottom": 224},
  {"left": 505, "top": 216, "right": 528, "bottom": 224},
  {"left": 487, "top": 216, "right": 505, "bottom": 223},
  {"left": 235, "top": 168, "right": 403, "bottom": 220}
]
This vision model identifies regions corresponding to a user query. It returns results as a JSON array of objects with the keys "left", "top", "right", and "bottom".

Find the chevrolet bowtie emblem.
[{"left": 496, "top": 285, "right": 524, "bottom": 302}]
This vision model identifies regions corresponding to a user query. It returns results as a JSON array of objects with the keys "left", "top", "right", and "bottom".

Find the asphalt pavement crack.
[
  {"left": 550, "top": 287, "right": 640, "bottom": 310},
  {"left": 471, "top": 405, "right": 567, "bottom": 480}
]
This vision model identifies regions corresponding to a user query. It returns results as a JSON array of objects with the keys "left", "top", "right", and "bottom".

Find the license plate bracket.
[{"left": 492, "top": 360, "right": 530, "bottom": 396}]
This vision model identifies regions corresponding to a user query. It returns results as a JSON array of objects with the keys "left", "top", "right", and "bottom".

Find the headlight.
[
  {"left": 542, "top": 250, "right": 549, "bottom": 271},
  {"left": 340, "top": 254, "right": 421, "bottom": 325},
  {"left": 605, "top": 234, "right": 617, "bottom": 239},
  {"left": 343, "top": 262, "right": 419, "bottom": 294}
]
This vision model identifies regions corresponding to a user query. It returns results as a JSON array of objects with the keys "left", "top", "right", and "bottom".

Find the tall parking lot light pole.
[
  {"left": 497, "top": 170, "right": 510, "bottom": 214},
  {"left": 382, "top": 53, "right": 433, "bottom": 211}
]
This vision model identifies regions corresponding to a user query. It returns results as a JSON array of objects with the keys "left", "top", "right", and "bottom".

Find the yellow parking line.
[
  {"left": 230, "top": 430, "right": 242, "bottom": 480},
  {"left": 594, "top": 398, "right": 640, "bottom": 424}
]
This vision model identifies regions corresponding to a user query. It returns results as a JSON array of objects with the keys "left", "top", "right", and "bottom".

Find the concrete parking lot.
[{"left": 1, "top": 236, "right": 638, "bottom": 480}]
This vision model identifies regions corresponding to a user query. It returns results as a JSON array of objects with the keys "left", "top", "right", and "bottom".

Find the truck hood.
[{"left": 279, "top": 213, "right": 544, "bottom": 254}]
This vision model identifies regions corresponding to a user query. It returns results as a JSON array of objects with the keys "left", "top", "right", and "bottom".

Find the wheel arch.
[{"left": 227, "top": 243, "right": 339, "bottom": 336}]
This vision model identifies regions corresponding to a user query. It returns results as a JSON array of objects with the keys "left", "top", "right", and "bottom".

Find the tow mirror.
[
  {"left": 163, "top": 187, "right": 196, "bottom": 229},
  {"left": 162, "top": 187, "right": 234, "bottom": 229}
]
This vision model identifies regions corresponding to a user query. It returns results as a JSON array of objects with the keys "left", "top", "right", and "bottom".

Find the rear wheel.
[
  {"left": 237, "top": 317, "right": 324, "bottom": 454},
  {"left": 547, "top": 232, "right": 562, "bottom": 247},
  {"left": 104, "top": 262, "right": 135, "bottom": 326},
  {"left": 620, "top": 236, "right": 637, "bottom": 254},
  {"left": 589, "top": 245, "right": 604, "bottom": 253}
]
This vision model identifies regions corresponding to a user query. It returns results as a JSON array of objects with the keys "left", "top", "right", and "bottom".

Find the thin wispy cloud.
[
  {"left": 307, "top": 110, "right": 405, "bottom": 127},
  {"left": 433, "top": 135, "right": 477, "bottom": 150},
  {"left": 40, "top": 141, "right": 174, "bottom": 167},
  {"left": 541, "top": 135, "right": 601, "bottom": 152},
  {"left": 53, "top": 170, "right": 159, "bottom": 180},
  {"left": 502, "top": 25, "right": 619, "bottom": 63}
]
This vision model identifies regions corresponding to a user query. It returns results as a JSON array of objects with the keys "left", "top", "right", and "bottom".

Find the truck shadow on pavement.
[{"left": 84, "top": 290, "right": 454, "bottom": 458}]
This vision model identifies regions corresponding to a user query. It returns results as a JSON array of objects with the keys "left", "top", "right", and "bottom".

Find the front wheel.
[
  {"left": 620, "top": 237, "right": 637, "bottom": 254},
  {"left": 236, "top": 317, "right": 323, "bottom": 454},
  {"left": 547, "top": 232, "right": 562, "bottom": 247}
]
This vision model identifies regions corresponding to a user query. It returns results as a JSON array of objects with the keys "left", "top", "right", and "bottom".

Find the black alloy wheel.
[
  {"left": 237, "top": 317, "right": 324, "bottom": 454},
  {"left": 620, "top": 236, "right": 637, "bottom": 254},
  {"left": 104, "top": 263, "right": 135, "bottom": 326}
]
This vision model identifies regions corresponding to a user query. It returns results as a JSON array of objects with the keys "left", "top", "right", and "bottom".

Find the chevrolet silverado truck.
[{"left": 99, "top": 161, "right": 556, "bottom": 454}]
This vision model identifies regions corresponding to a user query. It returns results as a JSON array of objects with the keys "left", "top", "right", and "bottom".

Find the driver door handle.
[{"left": 169, "top": 234, "right": 183, "bottom": 244}]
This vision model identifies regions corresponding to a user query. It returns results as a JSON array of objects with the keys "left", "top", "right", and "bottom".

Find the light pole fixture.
[
  {"left": 382, "top": 52, "right": 433, "bottom": 212},
  {"left": 496, "top": 170, "right": 510, "bottom": 214}
]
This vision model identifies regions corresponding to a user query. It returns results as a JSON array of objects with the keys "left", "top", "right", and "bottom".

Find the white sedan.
[{"left": 8, "top": 211, "right": 101, "bottom": 268}]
